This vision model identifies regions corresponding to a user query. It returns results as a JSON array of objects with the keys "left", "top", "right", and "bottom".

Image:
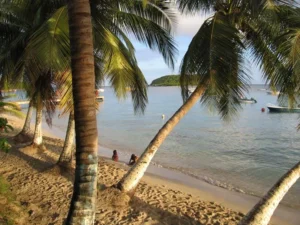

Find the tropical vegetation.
[
  {"left": 117, "top": 2, "right": 300, "bottom": 225},
  {"left": 150, "top": 74, "right": 199, "bottom": 86},
  {"left": 0, "top": 0, "right": 300, "bottom": 224},
  {"left": 151, "top": 74, "right": 182, "bottom": 86},
  {"left": 1, "top": 0, "right": 177, "bottom": 223}
]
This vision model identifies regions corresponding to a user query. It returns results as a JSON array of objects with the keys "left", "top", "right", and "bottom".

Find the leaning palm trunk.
[
  {"left": 239, "top": 161, "right": 300, "bottom": 225},
  {"left": 66, "top": 0, "right": 98, "bottom": 224},
  {"left": 15, "top": 100, "right": 33, "bottom": 140},
  {"left": 32, "top": 104, "right": 43, "bottom": 146},
  {"left": 117, "top": 86, "right": 205, "bottom": 192},
  {"left": 21, "top": 100, "right": 33, "bottom": 134},
  {"left": 58, "top": 111, "right": 75, "bottom": 167}
]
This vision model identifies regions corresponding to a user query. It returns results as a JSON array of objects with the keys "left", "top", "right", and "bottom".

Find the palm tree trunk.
[
  {"left": 66, "top": 0, "right": 98, "bottom": 224},
  {"left": 21, "top": 100, "right": 33, "bottom": 135},
  {"left": 32, "top": 104, "right": 43, "bottom": 146},
  {"left": 14, "top": 100, "right": 33, "bottom": 142},
  {"left": 117, "top": 86, "right": 205, "bottom": 192},
  {"left": 58, "top": 111, "right": 75, "bottom": 167},
  {"left": 239, "top": 161, "right": 300, "bottom": 225}
]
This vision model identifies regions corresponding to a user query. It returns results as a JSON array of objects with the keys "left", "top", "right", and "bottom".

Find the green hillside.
[
  {"left": 150, "top": 75, "right": 180, "bottom": 86},
  {"left": 150, "top": 75, "right": 198, "bottom": 86}
]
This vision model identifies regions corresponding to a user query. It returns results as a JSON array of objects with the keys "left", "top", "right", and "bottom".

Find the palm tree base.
[
  {"left": 13, "top": 132, "right": 32, "bottom": 143},
  {"left": 57, "top": 160, "right": 74, "bottom": 170},
  {"left": 115, "top": 182, "right": 138, "bottom": 197},
  {"left": 98, "top": 186, "right": 131, "bottom": 208},
  {"left": 44, "top": 164, "right": 74, "bottom": 181},
  {"left": 28, "top": 143, "right": 46, "bottom": 152}
]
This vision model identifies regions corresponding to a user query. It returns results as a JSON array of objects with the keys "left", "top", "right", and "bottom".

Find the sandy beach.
[{"left": 0, "top": 115, "right": 299, "bottom": 225}]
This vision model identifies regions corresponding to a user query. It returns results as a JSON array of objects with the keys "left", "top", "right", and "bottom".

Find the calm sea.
[{"left": 17, "top": 85, "right": 300, "bottom": 208}]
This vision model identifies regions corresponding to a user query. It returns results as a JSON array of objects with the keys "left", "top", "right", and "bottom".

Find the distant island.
[
  {"left": 150, "top": 75, "right": 199, "bottom": 86},
  {"left": 150, "top": 75, "right": 180, "bottom": 86}
]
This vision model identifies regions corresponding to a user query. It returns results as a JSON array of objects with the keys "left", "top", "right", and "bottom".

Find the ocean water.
[{"left": 17, "top": 85, "right": 300, "bottom": 208}]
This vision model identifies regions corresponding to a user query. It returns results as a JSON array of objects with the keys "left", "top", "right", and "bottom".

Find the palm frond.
[
  {"left": 101, "top": 27, "right": 148, "bottom": 113},
  {"left": 91, "top": 0, "right": 177, "bottom": 69},
  {"left": 180, "top": 13, "right": 249, "bottom": 120},
  {"left": 177, "top": 0, "right": 217, "bottom": 14}
]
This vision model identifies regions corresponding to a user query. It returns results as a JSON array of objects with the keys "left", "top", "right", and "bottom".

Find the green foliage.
[
  {"left": 0, "top": 138, "right": 11, "bottom": 153},
  {"left": 0, "top": 118, "right": 13, "bottom": 133},
  {"left": 0, "top": 102, "right": 24, "bottom": 119},
  {"left": 0, "top": 176, "right": 18, "bottom": 225},
  {"left": 178, "top": 0, "right": 299, "bottom": 120},
  {"left": 151, "top": 75, "right": 199, "bottom": 86},
  {"left": 0, "top": 176, "right": 10, "bottom": 195},
  {"left": 1, "top": 0, "right": 177, "bottom": 115}
]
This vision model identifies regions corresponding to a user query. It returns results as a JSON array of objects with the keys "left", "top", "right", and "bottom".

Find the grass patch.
[
  {"left": 0, "top": 176, "right": 10, "bottom": 194},
  {"left": 0, "top": 176, "right": 14, "bottom": 201},
  {"left": 0, "top": 176, "right": 18, "bottom": 225}
]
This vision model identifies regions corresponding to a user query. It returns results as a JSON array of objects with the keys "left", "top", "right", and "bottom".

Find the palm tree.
[
  {"left": 23, "top": 0, "right": 176, "bottom": 167},
  {"left": 2, "top": 0, "right": 176, "bottom": 222},
  {"left": 63, "top": 0, "right": 177, "bottom": 223},
  {"left": 64, "top": 1, "right": 98, "bottom": 223},
  {"left": 14, "top": 100, "right": 33, "bottom": 142},
  {"left": 30, "top": 71, "right": 56, "bottom": 147},
  {"left": 116, "top": 0, "right": 297, "bottom": 193},
  {"left": 58, "top": 111, "right": 75, "bottom": 166},
  {"left": 0, "top": 0, "right": 65, "bottom": 144},
  {"left": 239, "top": 163, "right": 300, "bottom": 225},
  {"left": 238, "top": 6, "right": 300, "bottom": 225}
]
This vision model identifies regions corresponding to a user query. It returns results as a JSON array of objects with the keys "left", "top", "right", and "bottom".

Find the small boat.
[
  {"left": 96, "top": 96, "right": 104, "bottom": 102},
  {"left": 266, "top": 91, "right": 280, "bottom": 96},
  {"left": 266, "top": 103, "right": 300, "bottom": 113},
  {"left": 188, "top": 87, "right": 196, "bottom": 93},
  {"left": 98, "top": 88, "right": 104, "bottom": 93},
  {"left": 239, "top": 97, "right": 257, "bottom": 104}
]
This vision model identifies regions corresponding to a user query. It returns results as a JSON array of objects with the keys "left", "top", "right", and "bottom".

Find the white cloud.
[
  {"left": 174, "top": 13, "right": 208, "bottom": 36},
  {"left": 165, "top": 2, "right": 210, "bottom": 36}
]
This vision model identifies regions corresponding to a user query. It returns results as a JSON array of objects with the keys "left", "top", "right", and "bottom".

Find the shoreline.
[
  {"left": 2, "top": 114, "right": 299, "bottom": 224},
  {"left": 42, "top": 117, "right": 300, "bottom": 225}
]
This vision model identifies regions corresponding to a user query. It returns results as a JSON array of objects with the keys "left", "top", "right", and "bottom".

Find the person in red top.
[{"left": 112, "top": 150, "right": 118, "bottom": 162}]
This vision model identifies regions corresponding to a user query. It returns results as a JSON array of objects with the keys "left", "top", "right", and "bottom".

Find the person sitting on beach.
[
  {"left": 128, "top": 154, "right": 138, "bottom": 165},
  {"left": 95, "top": 89, "right": 99, "bottom": 97},
  {"left": 112, "top": 150, "right": 118, "bottom": 162}
]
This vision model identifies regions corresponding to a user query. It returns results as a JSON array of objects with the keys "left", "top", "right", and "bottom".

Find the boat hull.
[
  {"left": 267, "top": 104, "right": 300, "bottom": 113},
  {"left": 240, "top": 100, "right": 256, "bottom": 104}
]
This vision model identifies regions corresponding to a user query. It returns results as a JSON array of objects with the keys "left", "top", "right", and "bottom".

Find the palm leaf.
[{"left": 180, "top": 13, "right": 249, "bottom": 120}]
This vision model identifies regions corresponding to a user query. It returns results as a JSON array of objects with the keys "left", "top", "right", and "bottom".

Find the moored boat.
[
  {"left": 239, "top": 97, "right": 257, "bottom": 104},
  {"left": 266, "top": 90, "right": 280, "bottom": 96},
  {"left": 266, "top": 103, "right": 300, "bottom": 112}
]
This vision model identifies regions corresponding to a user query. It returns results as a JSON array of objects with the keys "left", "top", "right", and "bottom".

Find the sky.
[{"left": 132, "top": 10, "right": 265, "bottom": 85}]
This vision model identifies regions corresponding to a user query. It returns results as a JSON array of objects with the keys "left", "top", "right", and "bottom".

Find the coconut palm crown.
[{"left": 178, "top": 0, "right": 298, "bottom": 119}]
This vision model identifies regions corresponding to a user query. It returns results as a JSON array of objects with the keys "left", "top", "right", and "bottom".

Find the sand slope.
[{"left": 0, "top": 128, "right": 244, "bottom": 225}]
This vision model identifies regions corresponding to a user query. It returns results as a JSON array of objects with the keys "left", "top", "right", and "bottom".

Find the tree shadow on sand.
[
  {"left": 4, "top": 136, "right": 74, "bottom": 182},
  {"left": 129, "top": 196, "right": 204, "bottom": 225}
]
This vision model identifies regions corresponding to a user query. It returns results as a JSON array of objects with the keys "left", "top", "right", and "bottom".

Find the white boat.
[
  {"left": 266, "top": 103, "right": 300, "bottom": 113},
  {"left": 98, "top": 88, "right": 104, "bottom": 92},
  {"left": 266, "top": 91, "right": 280, "bottom": 96},
  {"left": 239, "top": 98, "right": 257, "bottom": 104},
  {"left": 188, "top": 87, "right": 196, "bottom": 93}
]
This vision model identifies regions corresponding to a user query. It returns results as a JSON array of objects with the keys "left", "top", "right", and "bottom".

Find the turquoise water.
[{"left": 19, "top": 85, "right": 300, "bottom": 208}]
